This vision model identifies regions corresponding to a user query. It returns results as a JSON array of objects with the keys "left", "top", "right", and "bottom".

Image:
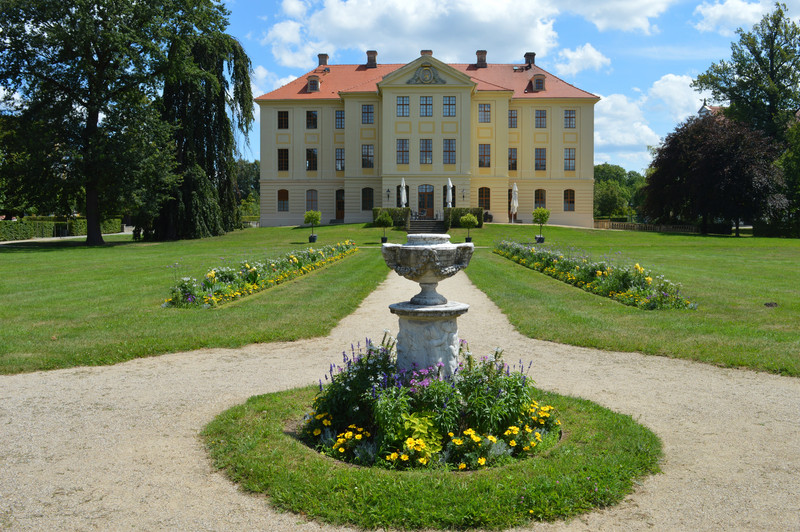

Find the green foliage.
[
  {"left": 165, "top": 240, "right": 357, "bottom": 307},
  {"left": 444, "top": 207, "right": 484, "bottom": 230},
  {"left": 302, "top": 338, "right": 558, "bottom": 472},
  {"left": 693, "top": 3, "right": 800, "bottom": 141},
  {"left": 494, "top": 240, "right": 696, "bottom": 310},
  {"left": 644, "top": 114, "right": 785, "bottom": 234},
  {"left": 532, "top": 207, "right": 550, "bottom": 236},
  {"left": 303, "top": 210, "right": 321, "bottom": 233},
  {"left": 594, "top": 180, "right": 629, "bottom": 217},
  {"left": 374, "top": 211, "right": 393, "bottom": 237},
  {"left": 0, "top": 218, "right": 121, "bottom": 241},
  {"left": 460, "top": 213, "right": 478, "bottom": 238},
  {"left": 371, "top": 207, "right": 410, "bottom": 228},
  {"left": 233, "top": 159, "right": 260, "bottom": 201}
]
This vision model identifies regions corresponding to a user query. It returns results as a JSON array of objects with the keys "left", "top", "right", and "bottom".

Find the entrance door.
[
  {"left": 418, "top": 185, "right": 434, "bottom": 219},
  {"left": 335, "top": 189, "right": 345, "bottom": 221}
]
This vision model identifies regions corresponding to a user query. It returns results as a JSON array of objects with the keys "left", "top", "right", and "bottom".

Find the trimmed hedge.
[
  {"left": 372, "top": 207, "right": 410, "bottom": 229},
  {"left": 0, "top": 218, "right": 122, "bottom": 241},
  {"left": 444, "top": 207, "right": 484, "bottom": 230},
  {"left": 753, "top": 219, "right": 800, "bottom": 238}
]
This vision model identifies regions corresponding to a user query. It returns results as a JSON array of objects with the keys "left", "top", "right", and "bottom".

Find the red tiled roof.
[{"left": 256, "top": 61, "right": 598, "bottom": 101}]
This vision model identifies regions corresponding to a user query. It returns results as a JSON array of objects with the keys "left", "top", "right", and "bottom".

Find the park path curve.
[{"left": 1, "top": 271, "right": 799, "bottom": 531}]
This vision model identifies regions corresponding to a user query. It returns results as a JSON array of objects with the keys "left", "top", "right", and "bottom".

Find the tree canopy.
[
  {"left": 644, "top": 115, "right": 785, "bottom": 235},
  {"left": 0, "top": 0, "right": 253, "bottom": 244},
  {"left": 693, "top": 3, "right": 800, "bottom": 142}
]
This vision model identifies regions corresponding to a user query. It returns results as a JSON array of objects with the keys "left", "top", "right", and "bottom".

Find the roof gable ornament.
[{"left": 407, "top": 63, "right": 446, "bottom": 85}]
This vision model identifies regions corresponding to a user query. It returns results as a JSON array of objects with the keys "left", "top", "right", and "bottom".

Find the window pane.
[
  {"left": 362, "top": 144, "right": 374, "bottom": 168},
  {"left": 563, "top": 189, "right": 575, "bottom": 211},
  {"left": 335, "top": 110, "right": 345, "bottom": 129},
  {"left": 306, "top": 110, "right": 317, "bottom": 129},
  {"left": 278, "top": 111, "right": 288, "bottom": 129},
  {"left": 420, "top": 139, "right": 432, "bottom": 164},
  {"left": 478, "top": 144, "right": 491, "bottom": 167},
  {"left": 564, "top": 110, "right": 576, "bottom": 129},
  {"left": 396, "top": 139, "right": 409, "bottom": 164},
  {"left": 535, "top": 110, "right": 546, "bottom": 128},
  {"left": 306, "top": 189, "right": 318, "bottom": 211},
  {"left": 277, "top": 149, "right": 289, "bottom": 171},
  {"left": 508, "top": 148, "right": 517, "bottom": 171},
  {"left": 564, "top": 148, "right": 575, "bottom": 171},
  {"left": 478, "top": 103, "right": 491, "bottom": 123},
  {"left": 420, "top": 96, "right": 432, "bottom": 117},
  {"left": 397, "top": 96, "right": 409, "bottom": 117},
  {"left": 508, "top": 109, "right": 517, "bottom": 128},
  {"left": 443, "top": 139, "right": 455, "bottom": 164},
  {"left": 535, "top": 189, "right": 546, "bottom": 209},
  {"left": 443, "top": 96, "right": 456, "bottom": 117},
  {"left": 306, "top": 148, "right": 317, "bottom": 171},
  {"left": 335, "top": 148, "right": 345, "bottom": 171},
  {"left": 478, "top": 187, "right": 490, "bottom": 210},
  {"left": 278, "top": 189, "right": 289, "bottom": 212},
  {"left": 535, "top": 148, "right": 546, "bottom": 171},
  {"left": 361, "top": 187, "right": 374, "bottom": 211},
  {"left": 362, "top": 104, "right": 374, "bottom": 124}
]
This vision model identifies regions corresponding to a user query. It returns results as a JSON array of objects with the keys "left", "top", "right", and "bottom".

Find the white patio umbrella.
[
  {"left": 511, "top": 182, "right": 519, "bottom": 222},
  {"left": 446, "top": 178, "right": 453, "bottom": 208},
  {"left": 400, "top": 178, "right": 407, "bottom": 208}
]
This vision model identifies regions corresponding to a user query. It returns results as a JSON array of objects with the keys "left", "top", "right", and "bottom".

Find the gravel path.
[{"left": 2, "top": 271, "right": 799, "bottom": 531}]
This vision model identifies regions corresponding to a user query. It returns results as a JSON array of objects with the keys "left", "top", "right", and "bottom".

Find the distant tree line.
[
  {"left": 592, "top": 163, "right": 646, "bottom": 220},
  {"left": 0, "top": 0, "right": 258, "bottom": 244},
  {"left": 642, "top": 3, "right": 800, "bottom": 236}
]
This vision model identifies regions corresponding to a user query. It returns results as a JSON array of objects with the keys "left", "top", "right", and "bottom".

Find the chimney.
[
  {"left": 420, "top": 49, "right": 433, "bottom": 56},
  {"left": 318, "top": 53, "right": 329, "bottom": 66},
  {"left": 524, "top": 52, "right": 536, "bottom": 66},
  {"left": 366, "top": 50, "right": 377, "bottom": 68},
  {"left": 476, "top": 50, "right": 487, "bottom": 68}
]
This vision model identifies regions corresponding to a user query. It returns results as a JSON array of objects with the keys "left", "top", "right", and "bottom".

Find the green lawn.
[
  {"left": 465, "top": 224, "right": 800, "bottom": 376},
  {"left": 2, "top": 223, "right": 799, "bottom": 376},
  {"left": 0, "top": 225, "right": 390, "bottom": 373}
]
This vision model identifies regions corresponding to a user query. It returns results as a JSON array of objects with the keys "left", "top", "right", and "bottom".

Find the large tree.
[
  {"left": 692, "top": 3, "right": 800, "bottom": 142},
  {"left": 0, "top": 0, "right": 252, "bottom": 244},
  {"left": 0, "top": 0, "right": 172, "bottom": 244},
  {"left": 644, "top": 115, "right": 785, "bottom": 235}
]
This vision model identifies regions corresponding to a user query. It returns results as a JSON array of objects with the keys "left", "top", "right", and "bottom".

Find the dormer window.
[
  {"left": 533, "top": 75, "right": 545, "bottom": 91},
  {"left": 307, "top": 75, "right": 320, "bottom": 92}
]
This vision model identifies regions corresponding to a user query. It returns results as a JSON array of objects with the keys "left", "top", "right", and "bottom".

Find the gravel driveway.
[{"left": 2, "top": 272, "right": 799, "bottom": 531}]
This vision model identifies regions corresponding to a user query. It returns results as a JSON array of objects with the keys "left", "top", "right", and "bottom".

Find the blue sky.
[{"left": 224, "top": 0, "right": 800, "bottom": 172}]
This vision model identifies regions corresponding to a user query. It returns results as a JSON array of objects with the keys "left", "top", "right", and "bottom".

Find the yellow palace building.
[{"left": 256, "top": 50, "right": 598, "bottom": 227}]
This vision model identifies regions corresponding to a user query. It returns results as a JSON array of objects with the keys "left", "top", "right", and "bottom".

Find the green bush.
[
  {"left": 0, "top": 217, "right": 121, "bottom": 241},
  {"left": 0, "top": 220, "right": 55, "bottom": 241},
  {"left": 372, "top": 207, "right": 410, "bottom": 228},
  {"left": 444, "top": 207, "right": 483, "bottom": 230}
]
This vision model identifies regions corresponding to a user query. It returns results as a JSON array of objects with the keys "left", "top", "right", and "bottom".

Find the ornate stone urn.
[{"left": 382, "top": 234, "right": 474, "bottom": 377}]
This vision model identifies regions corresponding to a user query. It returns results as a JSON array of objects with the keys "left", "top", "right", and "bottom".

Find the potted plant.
[
  {"left": 304, "top": 210, "right": 321, "bottom": 243},
  {"left": 460, "top": 213, "right": 478, "bottom": 243},
  {"left": 532, "top": 207, "right": 550, "bottom": 243},
  {"left": 375, "top": 211, "right": 393, "bottom": 243}
]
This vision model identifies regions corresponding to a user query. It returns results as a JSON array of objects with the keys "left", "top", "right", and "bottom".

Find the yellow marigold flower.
[
  {"left": 448, "top": 432, "right": 454, "bottom": 437},
  {"left": 400, "top": 454, "right": 409, "bottom": 461},
  {"left": 345, "top": 431, "right": 353, "bottom": 439},
  {"left": 535, "top": 432, "right": 542, "bottom": 442},
  {"left": 477, "top": 457, "right": 486, "bottom": 466},
  {"left": 355, "top": 434, "right": 362, "bottom": 440},
  {"left": 645, "top": 276, "right": 652, "bottom": 284},
  {"left": 338, "top": 447, "right": 345, "bottom": 453},
  {"left": 523, "top": 446, "right": 530, "bottom": 451},
  {"left": 313, "top": 428, "right": 321, "bottom": 436},
  {"left": 315, "top": 413, "right": 325, "bottom": 420},
  {"left": 509, "top": 440, "right": 516, "bottom": 447},
  {"left": 348, "top": 424, "right": 357, "bottom": 429},
  {"left": 322, "top": 419, "right": 331, "bottom": 426},
  {"left": 487, "top": 435, "right": 497, "bottom": 443},
  {"left": 418, "top": 457, "right": 428, "bottom": 465},
  {"left": 458, "top": 463, "right": 466, "bottom": 470},
  {"left": 452, "top": 438, "right": 463, "bottom": 446},
  {"left": 596, "top": 270, "right": 603, "bottom": 277}
]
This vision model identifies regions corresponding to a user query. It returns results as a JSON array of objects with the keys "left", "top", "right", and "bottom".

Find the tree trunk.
[
  {"left": 84, "top": 106, "right": 105, "bottom": 246},
  {"left": 735, "top": 219, "right": 740, "bottom": 237}
]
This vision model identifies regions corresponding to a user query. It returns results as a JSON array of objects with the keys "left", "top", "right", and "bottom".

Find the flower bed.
[
  {"left": 164, "top": 240, "right": 357, "bottom": 308},
  {"left": 300, "top": 334, "right": 561, "bottom": 471},
  {"left": 494, "top": 240, "right": 696, "bottom": 310}
]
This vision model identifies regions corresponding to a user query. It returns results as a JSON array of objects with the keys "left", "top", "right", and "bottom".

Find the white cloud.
[
  {"left": 647, "top": 73, "right": 712, "bottom": 122},
  {"left": 595, "top": 93, "right": 661, "bottom": 149},
  {"left": 563, "top": 0, "right": 678, "bottom": 33},
  {"left": 553, "top": 43, "right": 611, "bottom": 77},
  {"left": 693, "top": 0, "right": 767, "bottom": 35},
  {"left": 282, "top": 0, "right": 308, "bottom": 19},
  {"left": 258, "top": 0, "right": 560, "bottom": 68},
  {"left": 250, "top": 65, "right": 299, "bottom": 97}
]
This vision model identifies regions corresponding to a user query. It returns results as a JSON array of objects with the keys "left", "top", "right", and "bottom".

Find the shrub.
[
  {"left": 301, "top": 336, "right": 561, "bottom": 471},
  {"left": 374, "top": 211, "right": 393, "bottom": 238},
  {"left": 532, "top": 208, "right": 550, "bottom": 237},
  {"left": 444, "top": 207, "right": 483, "bottom": 230},
  {"left": 304, "top": 210, "right": 321, "bottom": 234},
  {"left": 372, "top": 208, "right": 410, "bottom": 228},
  {"left": 494, "top": 240, "right": 696, "bottom": 310},
  {"left": 459, "top": 213, "right": 478, "bottom": 239}
]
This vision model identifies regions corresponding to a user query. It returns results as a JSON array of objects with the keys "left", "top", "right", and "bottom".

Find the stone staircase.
[{"left": 407, "top": 220, "right": 447, "bottom": 234}]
